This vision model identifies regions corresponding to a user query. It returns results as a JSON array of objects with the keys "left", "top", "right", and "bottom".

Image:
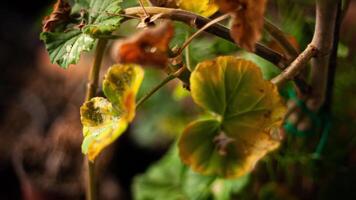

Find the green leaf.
[
  {"left": 40, "top": 30, "right": 95, "bottom": 69},
  {"left": 41, "top": 0, "right": 123, "bottom": 68},
  {"left": 133, "top": 144, "right": 215, "bottom": 200},
  {"left": 179, "top": 56, "right": 286, "bottom": 178},
  {"left": 83, "top": 0, "right": 123, "bottom": 36},
  {"left": 80, "top": 64, "right": 144, "bottom": 161}
]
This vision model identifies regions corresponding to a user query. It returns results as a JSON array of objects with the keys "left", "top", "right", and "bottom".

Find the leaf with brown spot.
[
  {"left": 116, "top": 22, "right": 174, "bottom": 68},
  {"left": 42, "top": 0, "right": 72, "bottom": 32},
  {"left": 215, "top": 0, "right": 267, "bottom": 52}
]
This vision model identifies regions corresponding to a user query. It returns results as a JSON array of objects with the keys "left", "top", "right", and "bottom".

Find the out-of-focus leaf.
[
  {"left": 212, "top": 175, "right": 249, "bottom": 200},
  {"left": 133, "top": 144, "right": 214, "bottom": 200},
  {"left": 41, "top": 0, "right": 123, "bottom": 68},
  {"left": 177, "top": 0, "right": 219, "bottom": 17},
  {"left": 115, "top": 22, "right": 174, "bottom": 68},
  {"left": 81, "top": 64, "right": 144, "bottom": 161},
  {"left": 179, "top": 56, "right": 286, "bottom": 178},
  {"left": 215, "top": 0, "right": 267, "bottom": 51}
]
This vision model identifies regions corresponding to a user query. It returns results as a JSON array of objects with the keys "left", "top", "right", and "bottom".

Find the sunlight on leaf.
[
  {"left": 177, "top": 0, "right": 219, "bottom": 17},
  {"left": 81, "top": 64, "right": 144, "bottom": 161},
  {"left": 179, "top": 56, "right": 286, "bottom": 178}
]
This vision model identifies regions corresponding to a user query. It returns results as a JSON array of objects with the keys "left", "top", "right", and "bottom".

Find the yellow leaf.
[
  {"left": 81, "top": 64, "right": 144, "bottom": 161},
  {"left": 177, "top": 0, "right": 219, "bottom": 17},
  {"left": 179, "top": 56, "right": 286, "bottom": 178}
]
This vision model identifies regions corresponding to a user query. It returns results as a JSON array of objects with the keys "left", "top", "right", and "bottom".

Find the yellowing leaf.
[
  {"left": 81, "top": 97, "right": 128, "bottom": 161},
  {"left": 177, "top": 0, "right": 218, "bottom": 17},
  {"left": 215, "top": 0, "right": 267, "bottom": 51},
  {"left": 179, "top": 56, "right": 286, "bottom": 178},
  {"left": 103, "top": 64, "right": 144, "bottom": 121},
  {"left": 81, "top": 64, "right": 144, "bottom": 161}
]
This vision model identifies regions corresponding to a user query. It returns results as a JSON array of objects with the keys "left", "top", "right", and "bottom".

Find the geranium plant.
[{"left": 40, "top": 0, "right": 343, "bottom": 199}]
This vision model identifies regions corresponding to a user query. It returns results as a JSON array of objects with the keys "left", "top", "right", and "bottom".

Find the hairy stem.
[{"left": 85, "top": 39, "right": 108, "bottom": 200}]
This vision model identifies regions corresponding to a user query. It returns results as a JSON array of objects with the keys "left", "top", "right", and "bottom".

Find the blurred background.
[{"left": 0, "top": 0, "right": 355, "bottom": 199}]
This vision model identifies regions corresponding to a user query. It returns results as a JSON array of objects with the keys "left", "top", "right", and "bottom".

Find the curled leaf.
[
  {"left": 42, "top": 0, "right": 72, "bottom": 32},
  {"left": 115, "top": 22, "right": 174, "bottom": 67},
  {"left": 215, "top": 0, "right": 267, "bottom": 51},
  {"left": 179, "top": 56, "right": 286, "bottom": 178},
  {"left": 177, "top": 0, "right": 219, "bottom": 17},
  {"left": 81, "top": 64, "right": 144, "bottom": 161}
]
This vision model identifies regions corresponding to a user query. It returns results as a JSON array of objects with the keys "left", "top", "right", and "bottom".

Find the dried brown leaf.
[
  {"left": 116, "top": 22, "right": 174, "bottom": 67},
  {"left": 42, "top": 0, "right": 72, "bottom": 32},
  {"left": 215, "top": 0, "right": 267, "bottom": 52}
]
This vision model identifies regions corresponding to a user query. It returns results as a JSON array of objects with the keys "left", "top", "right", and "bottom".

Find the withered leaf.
[
  {"left": 215, "top": 0, "right": 267, "bottom": 52},
  {"left": 116, "top": 22, "right": 174, "bottom": 67},
  {"left": 42, "top": 0, "right": 72, "bottom": 32}
]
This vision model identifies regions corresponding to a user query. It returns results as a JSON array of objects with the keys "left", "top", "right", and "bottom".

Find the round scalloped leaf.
[
  {"left": 177, "top": 0, "right": 218, "bottom": 17},
  {"left": 81, "top": 97, "right": 128, "bottom": 161},
  {"left": 179, "top": 56, "right": 286, "bottom": 178},
  {"left": 103, "top": 64, "right": 144, "bottom": 121}
]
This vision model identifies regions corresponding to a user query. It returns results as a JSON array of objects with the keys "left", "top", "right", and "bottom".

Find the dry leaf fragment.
[
  {"left": 42, "top": 0, "right": 72, "bottom": 32},
  {"left": 215, "top": 0, "right": 267, "bottom": 52},
  {"left": 116, "top": 22, "right": 174, "bottom": 67}
]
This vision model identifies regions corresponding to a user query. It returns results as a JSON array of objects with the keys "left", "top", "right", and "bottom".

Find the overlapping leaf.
[
  {"left": 215, "top": 0, "right": 267, "bottom": 51},
  {"left": 177, "top": 0, "right": 219, "bottom": 17},
  {"left": 179, "top": 56, "right": 286, "bottom": 178},
  {"left": 81, "top": 64, "right": 144, "bottom": 161},
  {"left": 40, "top": 0, "right": 123, "bottom": 68}
]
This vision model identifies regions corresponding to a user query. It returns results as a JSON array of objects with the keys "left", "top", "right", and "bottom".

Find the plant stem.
[
  {"left": 308, "top": 0, "right": 340, "bottom": 111},
  {"left": 123, "top": 7, "right": 286, "bottom": 67},
  {"left": 175, "top": 14, "right": 230, "bottom": 56},
  {"left": 85, "top": 39, "right": 108, "bottom": 200},
  {"left": 136, "top": 75, "right": 175, "bottom": 109},
  {"left": 264, "top": 19, "right": 299, "bottom": 59},
  {"left": 136, "top": 67, "right": 186, "bottom": 108},
  {"left": 272, "top": 44, "right": 318, "bottom": 86}
]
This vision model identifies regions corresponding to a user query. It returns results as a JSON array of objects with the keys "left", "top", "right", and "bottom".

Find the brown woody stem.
[{"left": 123, "top": 7, "right": 286, "bottom": 67}]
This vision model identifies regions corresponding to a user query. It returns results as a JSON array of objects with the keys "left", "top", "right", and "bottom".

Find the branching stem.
[{"left": 272, "top": 45, "right": 318, "bottom": 86}]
